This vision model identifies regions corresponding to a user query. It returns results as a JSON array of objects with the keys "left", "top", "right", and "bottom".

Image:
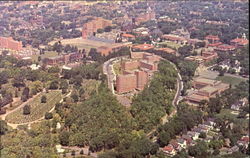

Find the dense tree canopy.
[{"left": 131, "top": 60, "right": 178, "bottom": 132}]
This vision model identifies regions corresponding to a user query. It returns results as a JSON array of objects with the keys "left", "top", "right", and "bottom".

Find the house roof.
[
  {"left": 162, "top": 34, "right": 186, "bottom": 41},
  {"left": 156, "top": 47, "right": 176, "bottom": 54},
  {"left": 163, "top": 145, "right": 174, "bottom": 152},
  {"left": 132, "top": 44, "right": 154, "bottom": 50},
  {"left": 194, "top": 78, "right": 221, "bottom": 85},
  {"left": 205, "top": 35, "right": 220, "bottom": 41},
  {"left": 216, "top": 44, "right": 236, "bottom": 51},
  {"left": 240, "top": 136, "right": 249, "bottom": 142},
  {"left": 208, "top": 42, "right": 222, "bottom": 47},
  {"left": 186, "top": 94, "right": 209, "bottom": 102},
  {"left": 122, "top": 33, "right": 135, "bottom": 38},
  {"left": 199, "top": 86, "right": 218, "bottom": 94},
  {"left": 230, "top": 38, "right": 248, "bottom": 45}
]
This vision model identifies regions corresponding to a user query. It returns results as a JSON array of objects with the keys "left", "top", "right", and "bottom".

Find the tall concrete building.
[
  {"left": 116, "top": 74, "right": 137, "bottom": 93},
  {"left": 116, "top": 52, "right": 161, "bottom": 94},
  {"left": 82, "top": 17, "right": 112, "bottom": 39}
]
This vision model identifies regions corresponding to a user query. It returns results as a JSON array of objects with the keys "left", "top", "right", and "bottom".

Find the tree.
[
  {"left": 49, "top": 80, "right": 59, "bottom": 89},
  {"left": 59, "top": 131, "right": 70, "bottom": 146},
  {"left": 195, "top": 41, "right": 206, "bottom": 48},
  {"left": 158, "top": 132, "right": 171, "bottom": 147},
  {"left": 0, "top": 71, "right": 9, "bottom": 85},
  {"left": 213, "top": 148, "right": 220, "bottom": 155},
  {"left": 0, "top": 120, "right": 8, "bottom": 135},
  {"left": 188, "top": 141, "right": 208, "bottom": 157},
  {"left": 97, "top": 28, "right": 104, "bottom": 33},
  {"left": 41, "top": 95, "right": 47, "bottom": 103},
  {"left": 199, "top": 132, "right": 207, "bottom": 139},
  {"left": 80, "top": 149, "right": 84, "bottom": 155},
  {"left": 178, "top": 45, "right": 193, "bottom": 57},
  {"left": 71, "top": 150, "right": 75, "bottom": 156},
  {"left": 219, "top": 68, "right": 227, "bottom": 76},
  {"left": 23, "top": 104, "right": 31, "bottom": 115},
  {"left": 45, "top": 112, "right": 53, "bottom": 120},
  {"left": 71, "top": 93, "right": 79, "bottom": 103},
  {"left": 38, "top": 56, "right": 42, "bottom": 62},
  {"left": 104, "top": 26, "right": 112, "bottom": 32},
  {"left": 21, "top": 87, "right": 30, "bottom": 102}
]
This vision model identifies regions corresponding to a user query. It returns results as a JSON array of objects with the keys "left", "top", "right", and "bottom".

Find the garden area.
[
  {"left": 113, "top": 62, "right": 122, "bottom": 75},
  {"left": 158, "top": 41, "right": 182, "bottom": 50},
  {"left": 30, "top": 51, "right": 58, "bottom": 62},
  {"left": 5, "top": 90, "right": 62, "bottom": 124}
]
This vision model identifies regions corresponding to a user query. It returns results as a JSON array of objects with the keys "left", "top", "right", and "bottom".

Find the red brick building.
[
  {"left": 132, "top": 44, "right": 154, "bottom": 51},
  {"left": 162, "top": 34, "right": 187, "bottom": 44},
  {"left": 43, "top": 52, "right": 84, "bottom": 66},
  {"left": 201, "top": 51, "right": 218, "bottom": 62},
  {"left": 230, "top": 38, "right": 249, "bottom": 48},
  {"left": 134, "top": 11, "right": 155, "bottom": 25},
  {"left": 214, "top": 44, "right": 236, "bottom": 52},
  {"left": 82, "top": 17, "right": 112, "bottom": 39},
  {"left": 97, "top": 42, "right": 132, "bottom": 56},
  {"left": 116, "top": 52, "right": 160, "bottom": 94},
  {"left": 0, "top": 36, "right": 22, "bottom": 51},
  {"left": 135, "top": 70, "right": 148, "bottom": 90},
  {"left": 116, "top": 74, "right": 137, "bottom": 93},
  {"left": 205, "top": 35, "right": 220, "bottom": 44}
]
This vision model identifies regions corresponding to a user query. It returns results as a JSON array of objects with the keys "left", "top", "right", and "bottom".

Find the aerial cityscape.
[{"left": 0, "top": 1, "right": 249, "bottom": 158}]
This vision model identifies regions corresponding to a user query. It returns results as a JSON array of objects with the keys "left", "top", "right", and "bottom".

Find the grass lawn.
[
  {"left": 113, "top": 62, "right": 122, "bottom": 75},
  {"left": 216, "top": 75, "right": 246, "bottom": 88},
  {"left": 49, "top": 38, "right": 109, "bottom": 54},
  {"left": 158, "top": 41, "right": 182, "bottom": 50},
  {"left": 30, "top": 51, "right": 58, "bottom": 62},
  {"left": 215, "top": 108, "right": 248, "bottom": 126},
  {"left": 5, "top": 91, "right": 62, "bottom": 124}
]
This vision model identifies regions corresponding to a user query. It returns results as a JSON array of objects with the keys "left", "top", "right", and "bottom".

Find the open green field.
[
  {"left": 5, "top": 91, "right": 62, "bottom": 124},
  {"left": 49, "top": 38, "right": 109, "bottom": 53},
  {"left": 215, "top": 108, "right": 248, "bottom": 126},
  {"left": 158, "top": 41, "right": 182, "bottom": 50},
  {"left": 216, "top": 75, "right": 246, "bottom": 88},
  {"left": 113, "top": 62, "right": 122, "bottom": 75},
  {"left": 30, "top": 51, "right": 58, "bottom": 62}
]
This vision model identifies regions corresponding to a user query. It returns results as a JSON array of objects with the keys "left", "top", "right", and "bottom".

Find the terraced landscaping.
[{"left": 5, "top": 91, "right": 62, "bottom": 124}]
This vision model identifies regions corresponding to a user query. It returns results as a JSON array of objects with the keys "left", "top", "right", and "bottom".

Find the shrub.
[
  {"left": 45, "top": 112, "right": 53, "bottom": 120},
  {"left": 23, "top": 105, "right": 31, "bottom": 115},
  {"left": 41, "top": 95, "right": 47, "bottom": 103},
  {"left": 71, "top": 150, "right": 76, "bottom": 156},
  {"left": 80, "top": 149, "right": 84, "bottom": 155}
]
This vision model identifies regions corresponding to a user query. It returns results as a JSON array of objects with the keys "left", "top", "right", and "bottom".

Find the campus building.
[
  {"left": 96, "top": 42, "right": 132, "bottom": 56},
  {"left": 82, "top": 17, "right": 112, "bottom": 39},
  {"left": 205, "top": 35, "right": 220, "bottom": 44},
  {"left": 0, "top": 36, "right": 23, "bottom": 51},
  {"left": 134, "top": 10, "right": 155, "bottom": 25},
  {"left": 185, "top": 77, "right": 230, "bottom": 105},
  {"left": 116, "top": 52, "right": 160, "bottom": 94},
  {"left": 43, "top": 52, "right": 84, "bottom": 66},
  {"left": 230, "top": 38, "right": 249, "bottom": 48}
]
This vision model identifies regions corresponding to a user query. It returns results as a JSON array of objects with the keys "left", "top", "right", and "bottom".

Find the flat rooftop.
[
  {"left": 214, "top": 82, "right": 230, "bottom": 90},
  {"left": 186, "top": 93, "right": 209, "bottom": 102},
  {"left": 194, "top": 78, "right": 221, "bottom": 85},
  {"left": 199, "top": 86, "right": 218, "bottom": 93}
]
